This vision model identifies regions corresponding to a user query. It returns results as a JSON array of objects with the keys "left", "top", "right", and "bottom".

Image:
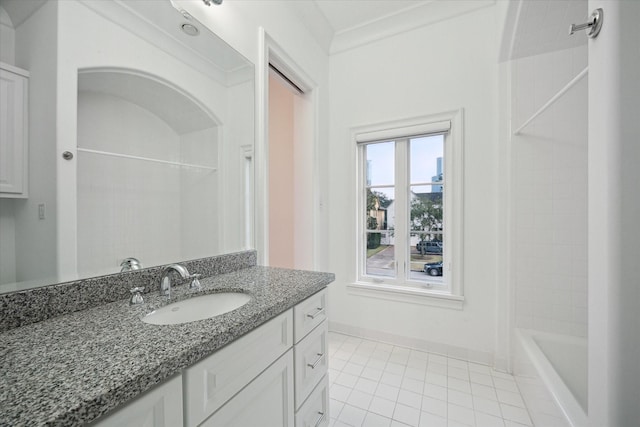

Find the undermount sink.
[{"left": 142, "top": 292, "right": 251, "bottom": 325}]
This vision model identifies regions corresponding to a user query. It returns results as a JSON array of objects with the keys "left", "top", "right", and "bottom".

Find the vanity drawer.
[
  {"left": 294, "top": 320, "right": 328, "bottom": 410},
  {"left": 184, "top": 309, "right": 293, "bottom": 427},
  {"left": 295, "top": 375, "right": 329, "bottom": 427},
  {"left": 294, "top": 288, "right": 327, "bottom": 343}
]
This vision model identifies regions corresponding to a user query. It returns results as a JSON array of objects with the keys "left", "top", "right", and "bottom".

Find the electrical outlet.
[{"left": 38, "top": 204, "right": 45, "bottom": 220}]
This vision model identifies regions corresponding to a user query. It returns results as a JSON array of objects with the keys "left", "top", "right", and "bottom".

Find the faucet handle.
[
  {"left": 129, "top": 287, "right": 145, "bottom": 305},
  {"left": 189, "top": 274, "right": 202, "bottom": 290}
]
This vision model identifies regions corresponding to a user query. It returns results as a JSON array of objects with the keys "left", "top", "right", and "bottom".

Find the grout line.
[{"left": 328, "top": 331, "right": 533, "bottom": 427}]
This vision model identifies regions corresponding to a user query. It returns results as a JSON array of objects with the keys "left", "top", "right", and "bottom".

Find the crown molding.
[{"left": 330, "top": 0, "right": 495, "bottom": 55}]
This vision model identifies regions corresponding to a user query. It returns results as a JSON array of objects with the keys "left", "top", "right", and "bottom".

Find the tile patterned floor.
[{"left": 328, "top": 332, "right": 534, "bottom": 427}]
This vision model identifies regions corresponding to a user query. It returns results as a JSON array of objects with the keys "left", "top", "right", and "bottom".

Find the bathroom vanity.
[
  {"left": 94, "top": 290, "right": 329, "bottom": 427},
  {"left": 94, "top": 291, "right": 329, "bottom": 427},
  {"left": 0, "top": 252, "right": 334, "bottom": 426}
]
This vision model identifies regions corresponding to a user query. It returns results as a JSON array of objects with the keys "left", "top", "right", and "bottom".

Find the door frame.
[{"left": 256, "top": 28, "right": 319, "bottom": 268}]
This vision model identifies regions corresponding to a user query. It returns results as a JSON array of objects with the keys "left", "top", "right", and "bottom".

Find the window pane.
[
  {"left": 365, "top": 188, "right": 394, "bottom": 231},
  {"left": 409, "top": 183, "right": 444, "bottom": 284},
  {"left": 366, "top": 232, "right": 395, "bottom": 278},
  {"left": 410, "top": 232, "right": 443, "bottom": 283},
  {"left": 365, "top": 187, "right": 395, "bottom": 278},
  {"left": 366, "top": 141, "right": 395, "bottom": 186},
  {"left": 409, "top": 186, "right": 443, "bottom": 233},
  {"left": 410, "top": 135, "right": 444, "bottom": 184}
]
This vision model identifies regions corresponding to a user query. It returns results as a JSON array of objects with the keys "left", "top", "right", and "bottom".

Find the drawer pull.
[
  {"left": 313, "top": 411, "right": 325, "bottom": 427},
  {"left": 307, "top": 353, "right": 324, "bottom": 369},
  {"left": 306, "top": 307, "right": 325, "bottom": 319}
]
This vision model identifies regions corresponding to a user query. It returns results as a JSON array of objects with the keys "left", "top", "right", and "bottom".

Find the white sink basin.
[{"left": 142, "top": 292, "right": 251, "bottom": 325}]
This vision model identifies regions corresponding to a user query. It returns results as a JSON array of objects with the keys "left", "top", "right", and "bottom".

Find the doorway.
[{"left": 267, "top": 64, "right": 315, "bottom": 270}]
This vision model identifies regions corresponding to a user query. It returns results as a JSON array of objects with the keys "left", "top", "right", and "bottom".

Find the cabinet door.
[
  {"left": 200, "top": 349, "right": 295, "bottom": 427},
  {"left": 183, "top": 310, "right": 293, "bottom": 426},
  {"left": 91, "top": 374, "right": 182, "bottom": 427},
  {"left": 0, "top": 66, "right": 28, "bottom": 197}
]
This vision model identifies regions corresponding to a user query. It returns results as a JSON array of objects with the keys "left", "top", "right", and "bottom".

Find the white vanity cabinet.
[
  {"left": 190, "top": 288, "right": 329, "bottom": 427},
  {"left": 0, "top": 62, "right": 29, "bottom": 198},
  {"left": 91, "top": 374, "right": 183, "bottom": 427},
  {"left": 184, "top": 309, "right": 294, "bottom": 427},
  {"left": 295, "top": 375, "right": 330, "bottom": 427},
  {"left": 294, "top": 287, "right": 327, "bottom": 341},
  {"left": 199, "top": 349, "right": 295, "bottom": 427},
  {"left": 92, "top": 288, "right": 329, "bottom": 427},
  {"left": 294, "top": 320, "right": 329, "bottom": 409},
  {"left": 293, "top": 288, "right": 329, "bottom": 426}
]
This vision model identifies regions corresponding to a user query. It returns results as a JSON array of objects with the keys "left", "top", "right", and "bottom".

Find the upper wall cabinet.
[{"left": 0, "top": 62, "right": 29, "bottom": 198}]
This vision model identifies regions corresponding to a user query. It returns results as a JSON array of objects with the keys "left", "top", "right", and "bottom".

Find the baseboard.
[{"left": 329, "top": 320, "right": 498, "bottom": 368}]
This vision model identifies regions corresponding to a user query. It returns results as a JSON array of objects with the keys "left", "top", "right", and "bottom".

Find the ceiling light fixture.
[
  {"left": 202, "top": 0, "right": 223, "bottom": 6},
  {"left": 181, "top": 23, "right": 199, "bottom": 36}
]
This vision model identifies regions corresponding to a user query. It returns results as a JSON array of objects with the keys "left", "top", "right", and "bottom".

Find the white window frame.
[{"left": 350, "top": 110, "right": 465, "bottom": 309}]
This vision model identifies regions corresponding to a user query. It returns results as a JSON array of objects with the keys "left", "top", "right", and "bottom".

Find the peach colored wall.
[{"left": 268, "top": 73, "right": 295, "bottom": 268}]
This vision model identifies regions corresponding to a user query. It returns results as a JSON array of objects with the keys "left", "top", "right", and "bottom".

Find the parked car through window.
[{"left": 416, "top": 240, "right": 442, "bottom": 254}]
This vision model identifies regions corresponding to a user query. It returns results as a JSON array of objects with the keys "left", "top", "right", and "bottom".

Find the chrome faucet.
[{"left": 159, "top": 264, "right": 191, "bottom": 298}]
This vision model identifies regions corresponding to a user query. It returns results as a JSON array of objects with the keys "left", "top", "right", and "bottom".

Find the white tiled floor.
[{"left": 328, "top": 332, "right": 534, "bottom": 427}]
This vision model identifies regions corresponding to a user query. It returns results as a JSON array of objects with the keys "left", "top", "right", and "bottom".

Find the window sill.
[{"left": 347, "top": 281, "right": 464, "bottom": 310}]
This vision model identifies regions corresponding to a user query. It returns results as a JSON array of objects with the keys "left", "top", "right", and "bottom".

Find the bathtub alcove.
[
  {"left": 77, "top": 68, "right": 221, "bottom": 277},
  {"left": 503, "top": 1, "right": 589, "bottom": 426}
]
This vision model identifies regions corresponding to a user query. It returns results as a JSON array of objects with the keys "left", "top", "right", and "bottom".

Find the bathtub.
[{"left": 513, "top": 329, "right": 588, "bottom": 427}]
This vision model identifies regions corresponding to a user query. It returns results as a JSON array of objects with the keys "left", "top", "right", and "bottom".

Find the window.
[{"left": 354, "top": 113, "right": 464, "bottom": 301}]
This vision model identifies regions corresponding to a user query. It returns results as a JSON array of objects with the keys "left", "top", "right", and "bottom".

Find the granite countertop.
[{"left": 0, "top": 266, "right": 334, "bottom": 426}]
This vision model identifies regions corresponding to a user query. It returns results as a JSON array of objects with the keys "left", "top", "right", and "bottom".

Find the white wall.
[
  {"left": 588, "top": 0, "right": 640, "bottom": 424},
  {"left": 77, "top": 91, "right": 182, "bottom": 276},
  {"left": 11, "top": 1, "right": 58, "bottom": 284},
  {"left": 511, "top": 45, "right": 588, "bottom": 338},
  {"left": 327, "top": 5, "right": 502, "bottom": 363},
  {"left": 0, "top": 6, "right": 14, "bottom": 64},
  {"left": 180, "top": 127, "right": 219, "bottom": 261},
  {"left": 0, "top": 202, "right": 16, "bottom": 284},
  {"left": 0, "top": 5, "right": 16, "bottom": 285}
]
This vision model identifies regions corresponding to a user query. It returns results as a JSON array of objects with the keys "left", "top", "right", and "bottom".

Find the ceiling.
[
  {"left": 288, "top": 0, "right": 588, "bottom": 59},
  {"left": 314, "top": 0, "right": 425, "bottom": 33},
  {"left": 3, "top": 0, "right": 588, "bottom": 61},
  {"left": 506, "top": 0, "right": 587, "bottom": 60},
  {"left": 286, "top": 0, "right": 496, "bottom": 55},
  {"left": 0, "top": 0, "right": 46, "bottom": 27}
]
